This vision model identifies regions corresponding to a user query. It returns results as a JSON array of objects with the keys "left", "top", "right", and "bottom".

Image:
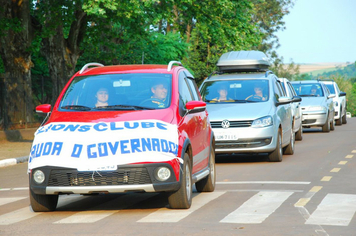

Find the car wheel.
[
  {"left": 295, "top": 125, "right": 303, "bottom": 141},
  {"left": 322, "top": 114, "right": 330, "bottom": 132},
  {"left": 196, "top": 147, "right": 216, "bottom": 192},
  {"left": 336, "top": 118, "right": 342, "bottom": 126},
  {"left": 342, "top": 113, "right": 347, "bottom": 124},
  {"left": 269, "top": 129, "right": 282, "bottom": 162},
  {"left": 330, "top": 118, "right": 335, "bottom": 131},
  {"left": 30, "top": 187, "right": 58, "bottom": 212},
  {"left": 168, "top": 153, "right": 192, "bottom": 209},
  {"left": 283, "top": 129, "right": 295, "bottom": 155}
]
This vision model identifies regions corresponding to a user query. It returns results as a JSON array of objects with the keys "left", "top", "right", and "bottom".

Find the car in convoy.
[
  {"left": 29, "top": 61, "right": 215, "bottom": 211},
  {"left": 320, "top": 79, "right": 347, "bottom": 125},
  {"left": 291, "top": 80, "right": 335, "bottom": 132},
  {"left": 199, "top": 50, "right": 299, "bottom": 162},
  {"left": 279, "top": 78, "right": 303, "bottom": 141}
]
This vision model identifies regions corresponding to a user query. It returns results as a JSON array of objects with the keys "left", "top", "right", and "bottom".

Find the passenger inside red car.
[{"left": 95, "top": 87, "right": 109, "bottom": 107}]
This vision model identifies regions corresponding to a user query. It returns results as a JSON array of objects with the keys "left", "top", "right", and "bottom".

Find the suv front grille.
[
  {"left": 211, "top": 120, "right": 253, "bottom": 128},
  {"left": 216, "top": 137, "right": 272, "bottom": 149},
  {"left": 48, "top": 167, "right": 151, "bottom": 186}
]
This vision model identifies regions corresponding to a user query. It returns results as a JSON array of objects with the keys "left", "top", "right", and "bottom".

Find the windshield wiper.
[
  {"left": 299, "top": 95, "right": 318, "bottom": 97},
  {"left": 61, "top": 105, "right": 92, "bottom": 111},
  {"left": 95, "top": 105, "right": 154, "bottom": 110}
]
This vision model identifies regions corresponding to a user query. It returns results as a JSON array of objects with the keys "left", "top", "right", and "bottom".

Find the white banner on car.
[{"left": 28, "top": 120, "right": 179, "bottom": 171}]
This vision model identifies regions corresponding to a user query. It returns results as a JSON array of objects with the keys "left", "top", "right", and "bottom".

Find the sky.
[{"left": 275, "top": 0, "right": 356, "bottom": 64}]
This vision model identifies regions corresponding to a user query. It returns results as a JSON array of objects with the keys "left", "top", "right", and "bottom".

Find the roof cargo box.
[{"left": 217, "top": 50, "right": 271, "bottom": 72}]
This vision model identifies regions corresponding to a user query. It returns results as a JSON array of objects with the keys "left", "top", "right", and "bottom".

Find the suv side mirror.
[
  {"left": 339, "top": 92, "right": 346, "bottom": 97},
  {"left": 328, "top": 94, "right": 336, "bottom": 99},
  {"left": 36, "top": 104, "right": 52, "bottom": 114},
  {"left": 292, "top": 96, "right": 302, "bottom": 102},
  {"left": 276, "top": 96, "right": 292, "bottom": 105},
  {"left": 186, "top": 101, "right": 206, "bottom": 113}
]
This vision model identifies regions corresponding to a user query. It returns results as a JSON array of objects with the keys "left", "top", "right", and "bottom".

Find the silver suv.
[
  {"left": 199, "top": 51, "right": 299, "bottom": 162},
  {"left": 291, "top": 80, "right": 335, "bottom": 132},
  {"left": 320, "top": 79, "right": 347, "bottom": 125}
]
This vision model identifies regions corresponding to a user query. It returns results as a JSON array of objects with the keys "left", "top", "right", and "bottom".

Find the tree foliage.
[{"left": 0, "top": 0, "right": 298, "bottom": 129}]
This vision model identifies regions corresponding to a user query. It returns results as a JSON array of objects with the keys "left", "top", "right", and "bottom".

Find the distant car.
[
  {"left": 320, "top": 79, "right": 347, "bottom": 125},
  {"left": 29, "top": 61, "right": 215, "bottom": 212},
  {"left": 291, "top": 80, "right": 335, "bottom": 132},
  {"left": 279, "top": 78, "right": 303, "bottom": 141},
  {"left": 199, "top": 50, "right": 298, "bottom": 162}
]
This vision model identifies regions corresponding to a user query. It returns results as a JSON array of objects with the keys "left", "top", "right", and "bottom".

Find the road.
[{"left": 1, "top": 119, "right": 356, "bottom": 236}]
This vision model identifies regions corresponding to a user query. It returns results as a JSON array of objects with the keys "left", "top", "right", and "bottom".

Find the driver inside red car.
[{"left": 141, "top": 81, "right": 168, "bottom": 108}]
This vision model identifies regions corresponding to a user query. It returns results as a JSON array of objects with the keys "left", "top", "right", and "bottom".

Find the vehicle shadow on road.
[{"left": 215, "top": 153, "right": 270, "bottom": 164}]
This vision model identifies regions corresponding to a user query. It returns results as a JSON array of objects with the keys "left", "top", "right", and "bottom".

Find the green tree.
[{"left": 0, "top": 0, "right": 35, "bottom": 129}]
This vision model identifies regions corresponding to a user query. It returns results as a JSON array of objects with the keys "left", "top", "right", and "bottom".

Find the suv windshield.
[
  {"left": 200, "top": 79, "right": 269, "bottom": 103},
  {"left": 59, "top": 73, "right": 172, "bottom": 111},
  {"left": 292, "top": 83, "right": 324, "bottom": 97}
]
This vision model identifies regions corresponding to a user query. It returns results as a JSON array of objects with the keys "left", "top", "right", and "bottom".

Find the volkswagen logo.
[{"left": 221, "top": 120, "right": 230, "bottom": 129}]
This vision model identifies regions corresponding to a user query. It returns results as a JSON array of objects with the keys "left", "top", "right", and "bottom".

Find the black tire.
[
  {"left": 322, "top": 115, "right": 330, "bottom": 132},
  {"left": 283, "top": 129, "right": 295, "bottom": 155},
  {"left": 330, "top": 118, "right": 335, "bottom": 131},
  {"left": 295, "top": 125, "right": 303, "bottom": 141},
  {"left": 168, "top": 153, "right": 192, "bottom": 209},
  {"left": 342, "top": 113, "right": 347, "bottom": 124},
  {"left": 269, "top": 130, "right": 282, "bottom": 162},
  {"left": 196, "top": 147, "right": 216, "bottom": 192},
  {"left": 335, "top": 118, "right": 342, "bottom": 126},
  {"left": 30, "top": 187, "right": 58, "bottom": 212}
]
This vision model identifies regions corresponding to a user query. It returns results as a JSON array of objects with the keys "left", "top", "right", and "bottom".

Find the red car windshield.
[{"left": 59, "top": 73, "right": 172, "bottom": 111}]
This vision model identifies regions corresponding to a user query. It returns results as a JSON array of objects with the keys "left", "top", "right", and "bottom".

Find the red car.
[{"left": 28, "top": 61, "right": 215, "bottom": 211}]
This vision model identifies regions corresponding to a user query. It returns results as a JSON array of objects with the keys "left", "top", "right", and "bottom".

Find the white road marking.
[
  {"left": 0, "top": 197, "right": 27, "bottom": 207},
  {"left": 55, "top": 193, "right": 157, "bottom": 224},
  {"left": 138, "top": 192, "right": 225, "bottom": 223},
  {"left": 0, "top": 207, "right": 41, "bottom": 225},
  {"left": 306, "top": 194, "right": 356, "bottom": 226},
  {"left": 54, "top": 210, "right": 118, "bottom": 224},
  {"left": 220, "top": 191, "right": 293, "bottom": 224}
]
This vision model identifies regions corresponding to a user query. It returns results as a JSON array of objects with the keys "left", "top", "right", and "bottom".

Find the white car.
[
  {"left": 321, "top": 79, "right": 347, "bottom": 125},
  {"left": 291, "top": 81, "right": 335, "bottom": 132},
  {"left": 279, "top": 78, "right": 303, "bottom": 141}
]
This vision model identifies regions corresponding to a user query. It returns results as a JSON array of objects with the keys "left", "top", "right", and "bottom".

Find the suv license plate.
[
  {"left": 216, "top": 134, "right": 238, "bottom": 141},
  {"left": 78, "top": 165, "right": 118, "bottom": 171}
]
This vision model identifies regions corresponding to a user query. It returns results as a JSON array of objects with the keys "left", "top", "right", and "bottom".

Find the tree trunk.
[
  {"left": 0, "top": 0, "right": 34, "bottom": 130},
  {"left": 41, "top": 9, "right": 87, "bottom": 105}
]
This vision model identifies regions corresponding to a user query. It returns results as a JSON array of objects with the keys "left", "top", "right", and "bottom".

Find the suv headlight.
[
  {"left": 252, "top": 116, "right": 273, "bottom": 128},
  {"left": 309, "top": 106, "right": 327, "bottom": 111},
  {"left": 334, "top": 101, "right": 339, "bottom": 107}
]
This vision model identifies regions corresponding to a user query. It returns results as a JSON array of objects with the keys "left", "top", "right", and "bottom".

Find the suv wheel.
[
  {"left": 295, "top": 125, "right": 303, "bottom": 141},
  {"left": 342, "top": 113, "right": 347, "bottom": 124},
  {"left": 330, "top": 118, "right": 335, "bottom": 131},
  {"left": 283, "top": 129, "right": 295, "bottom": 155},
  {"left": 168, "top": 153, "right": 192, "bottom": 209},
  {"left": 30, "top": 186, "right": 58, "bottom": 212},
  {"left": 269, "top": 130, "right": 282, "bottom": 162},
  {"left": 322, "top": 114, "right": 330, "bottom": 132}
]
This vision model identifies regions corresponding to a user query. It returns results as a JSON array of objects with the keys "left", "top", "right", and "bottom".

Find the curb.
[{"left": 0, "top": 156, "right": 29, "bottom": 168}]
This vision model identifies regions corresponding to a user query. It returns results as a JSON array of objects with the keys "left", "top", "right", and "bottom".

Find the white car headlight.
[
  {"left": 33, "top": 170, "right": 45, "bottom": 184},
  {"left": 308, "top": 106, "right": 327, "bottom": 111},
  {"left": 155, "top": 167, "right": 171, "bottom": 181},
  {"left": 334, "top": 101, "right": 339, "bottom": 107},
  {"left": 252, "top": 116, "right": 273, "bottom": 128}
]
